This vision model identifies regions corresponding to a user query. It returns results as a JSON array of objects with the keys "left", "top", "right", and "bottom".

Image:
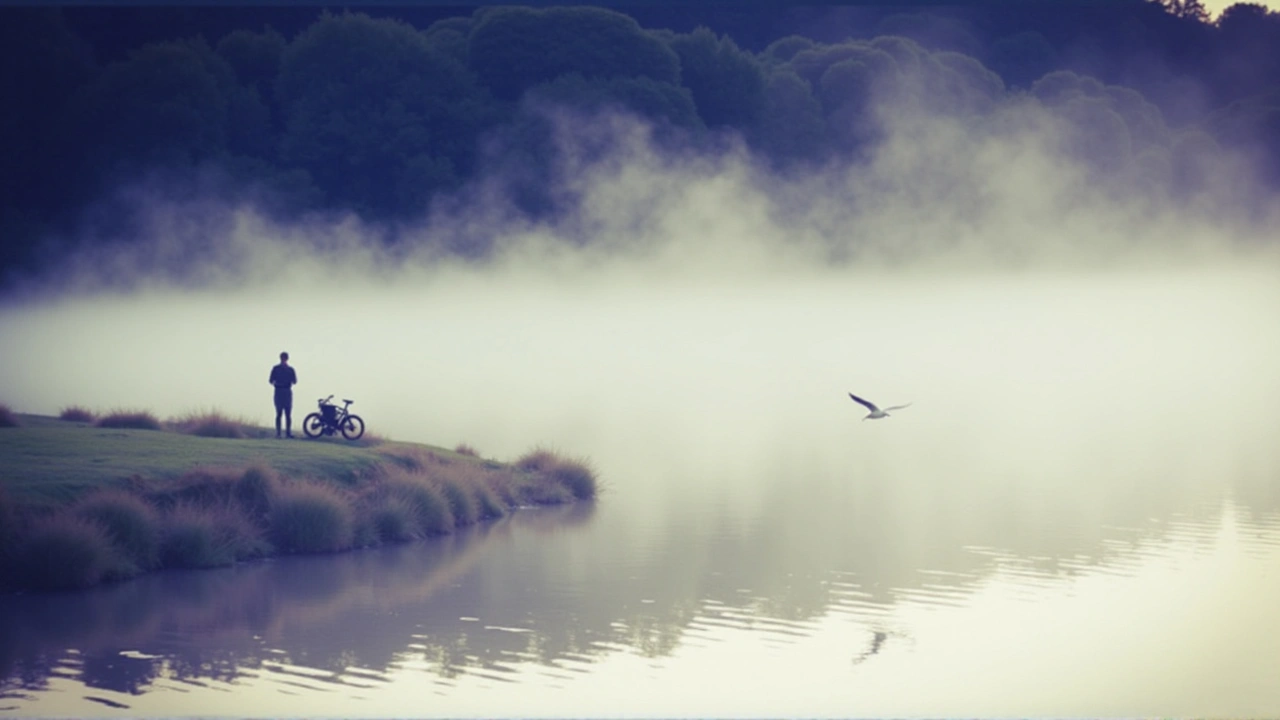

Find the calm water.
[{"left": 2, "top": 265, "right": 1280, "bottom": 717}]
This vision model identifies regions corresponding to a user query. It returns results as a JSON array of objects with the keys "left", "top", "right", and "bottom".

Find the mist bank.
[
  {"left": 2, "top": 254, "right": 1277, "bottom": 479},
  {"left": 5, "top": 99, "right": 1278, "bottom": 305}
]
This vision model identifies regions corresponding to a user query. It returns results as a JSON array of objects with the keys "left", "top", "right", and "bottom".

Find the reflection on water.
[{"left": 2, "top": 472, "right": 1278, "bottom": 717}]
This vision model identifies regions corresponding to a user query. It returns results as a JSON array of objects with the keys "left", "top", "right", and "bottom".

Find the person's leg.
[
  {"left": 285, "top": 405, "right": 293, "bottom": 437},
  {"left": 275, "top": 404, "right": 283, "bottom": 437}
]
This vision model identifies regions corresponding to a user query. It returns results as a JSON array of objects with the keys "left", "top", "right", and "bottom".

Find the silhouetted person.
[{"left": 269, "top": 351, "right": 297, "bottom": 438}]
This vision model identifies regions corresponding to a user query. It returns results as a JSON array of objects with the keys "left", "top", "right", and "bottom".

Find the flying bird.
[{"left": 848, "top": 392, "right": 911, "bottom": 420}]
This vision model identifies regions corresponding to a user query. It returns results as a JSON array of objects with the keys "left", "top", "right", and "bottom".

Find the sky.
[{"left": 1204, "top": 0, "right": 1280, "bottom": 18}]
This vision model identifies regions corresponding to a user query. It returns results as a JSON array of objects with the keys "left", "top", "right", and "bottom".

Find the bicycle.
[{"left": 302, "top": 395, "right": 366, "bottom": 440}]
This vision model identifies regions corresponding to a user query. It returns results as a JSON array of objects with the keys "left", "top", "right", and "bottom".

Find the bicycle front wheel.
[
  {"left": 341, "top": 414, "right": 365, "bottom": 440},
  {"left": 303, "top": 413, "right": 325, "bottom": 438}
]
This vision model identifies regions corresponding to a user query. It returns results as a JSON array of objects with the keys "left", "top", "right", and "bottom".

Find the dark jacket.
[{"left": 269, "top": 363, "right": 297, "bottom": 390}]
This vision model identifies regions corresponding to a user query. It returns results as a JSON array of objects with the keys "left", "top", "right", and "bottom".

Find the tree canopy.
[{"left": 1, "top": 1, "right": 1279, "bottom": 284}]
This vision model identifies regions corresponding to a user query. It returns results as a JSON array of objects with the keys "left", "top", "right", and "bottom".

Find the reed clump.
[
  {"left": 367, "top": 494, "right": 418, "bottom": 543},
  {"left": 546, "top": 457, "right": 598, "bottom": 500},
  {"left": 0, "top": 485, "right": 17, "bottom": 578},
  {"left": 437, "top": 474, "right": 480, "bottom": 527},
  {"left": 161, "top": 502, "right": 268, "bottom": 568},
  {"left": 234, "top": 464, "right": 277, "bottom": 521},
  {"left": 472, "top": 476, "right": 508, "bottom": 520},
  {"left": 169, "top": 410, "right": 259, "bottom": 439},
  {"left": 95, "top": 410, "right": 163, "bottom": 431},
  {"left": 58, "top": 406, "right": 96, "bottom": 423},
  {"left": 268, "top": 481, "right": 355, "bottom": 554},
  {"left": 12, "top": 514, "right": 134, "bottom": 591},
  {"left": 515, "top": 447, "right": 598, "bottom": 501},
  {"left": 73, "top": 489, "right": 161, "bottom": 571},
  {"left": 379, "top": 469, "right": 454, "bottom": 537}
]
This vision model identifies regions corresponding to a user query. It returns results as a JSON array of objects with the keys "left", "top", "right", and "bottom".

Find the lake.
[{"left": 2, "top": 261, "right": 1279, "bottom": 717}]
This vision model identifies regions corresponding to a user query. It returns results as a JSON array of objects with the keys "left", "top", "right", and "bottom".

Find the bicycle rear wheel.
[
  {"left": 341, "top": 414, "right": 365, "bottom": 440},
  {"left": 303, "top": 412, "right": 325, "bottom": 438}
]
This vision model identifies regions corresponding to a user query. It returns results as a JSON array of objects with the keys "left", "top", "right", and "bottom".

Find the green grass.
[{"left": 0, "top": 414, "right": 389, "bottom": 509}]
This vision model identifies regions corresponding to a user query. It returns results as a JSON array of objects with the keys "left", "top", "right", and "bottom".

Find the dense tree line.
[{"left": 1, "top": 2, "right": 1279, "bottom": 282}]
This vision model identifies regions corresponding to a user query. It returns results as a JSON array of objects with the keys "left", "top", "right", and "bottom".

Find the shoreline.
[{"left": 0, "top": 410, "right": 598, "bottom": 594}]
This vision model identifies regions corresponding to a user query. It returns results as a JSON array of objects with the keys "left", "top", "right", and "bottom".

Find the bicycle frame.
[{"left": 303, "top": 395, "right": 366, "bottom": 440}]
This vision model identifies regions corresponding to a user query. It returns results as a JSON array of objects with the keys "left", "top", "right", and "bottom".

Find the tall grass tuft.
[
  {"left": 437, "top": 475, "right": 479, "bottom": 527},
  {"left": 454, "top": 443, "right": 479, "bottom": 457},
  {"left": 169, "top": 410, "right": 255, "bottom": 439},
  {"left": 514, "top": 447, "right": 557, "bottom": 473},
  {"left": 0, "top": 485, "right": 16, "bottom": 576},
  {"left": 95, "top": 410, "right": 162, "bottom": 430},
  {"left": 73, "top": 489, "right": 161, "bottom": 570},
  {"left": 58, "top": 406, "right": 97, "bottom": 423},
  {"left": 382, "top": 471, "right": 454, "bottom": 536},
  {"left": 151, "top": 467, "right": 243, "bottom": 509},
  {"left": 161, "top": 503, "right": 232, "bottom": 568},
  {"left": 13, "top": 514, "right": 133, "bottom": 591},
  {"left": 367, "top": 494, "right": 419, "bottom": 543},
  {"left": 546, "top": 456, "right": 598, "bottom": 500},
  {"left": 515, "top": 447, "right": 598, "bottom": 500},
  {"left": 0, "top": 404, "right": 19, "bottom": 427},
  {"left": 483, "top": 468, "right": 520, "bottom": 507},
  {"left": 269, "top": 482, "right": 354, "bottom": 554},
  {"left": 160, "top": 502, "right": 269, "bottom": 568},
  {"left": 520, "top": 478, "right": 575, "bottom": 506},
  {"left": 234, "top": 465, "right": 277, "bottom": 520},
  {"left": 473, "top": 481, "right": 508, "bottom": 520}
]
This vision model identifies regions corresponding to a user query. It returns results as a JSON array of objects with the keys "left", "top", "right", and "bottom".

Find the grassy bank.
[{"left": 0, "top": 411, "right": 598, "bottom": 593}]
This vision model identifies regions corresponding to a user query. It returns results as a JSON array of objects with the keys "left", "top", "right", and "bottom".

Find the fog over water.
[
  {"left": 3, "top": 108, "right": 1278, "bottom": 474},
  {"left": 3, "top": 106, "right": 1280, "bottom": 716}
]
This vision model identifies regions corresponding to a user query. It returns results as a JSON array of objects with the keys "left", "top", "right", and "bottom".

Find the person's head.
[{"left": 280, "top": 351, "right": 289, "bottom": 363}]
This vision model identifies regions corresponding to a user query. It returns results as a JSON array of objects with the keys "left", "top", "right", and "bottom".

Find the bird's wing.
[
  {"left": 884, "top": 403, "right": 912, "bottom": 412},
  {"left": 848, "top": 392, "right": 879, "bottom": 412}
]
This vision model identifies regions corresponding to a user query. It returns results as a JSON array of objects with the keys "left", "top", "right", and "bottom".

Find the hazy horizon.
[{"left": 2, "top": 95, "right": 1278, "bottom": 461}]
